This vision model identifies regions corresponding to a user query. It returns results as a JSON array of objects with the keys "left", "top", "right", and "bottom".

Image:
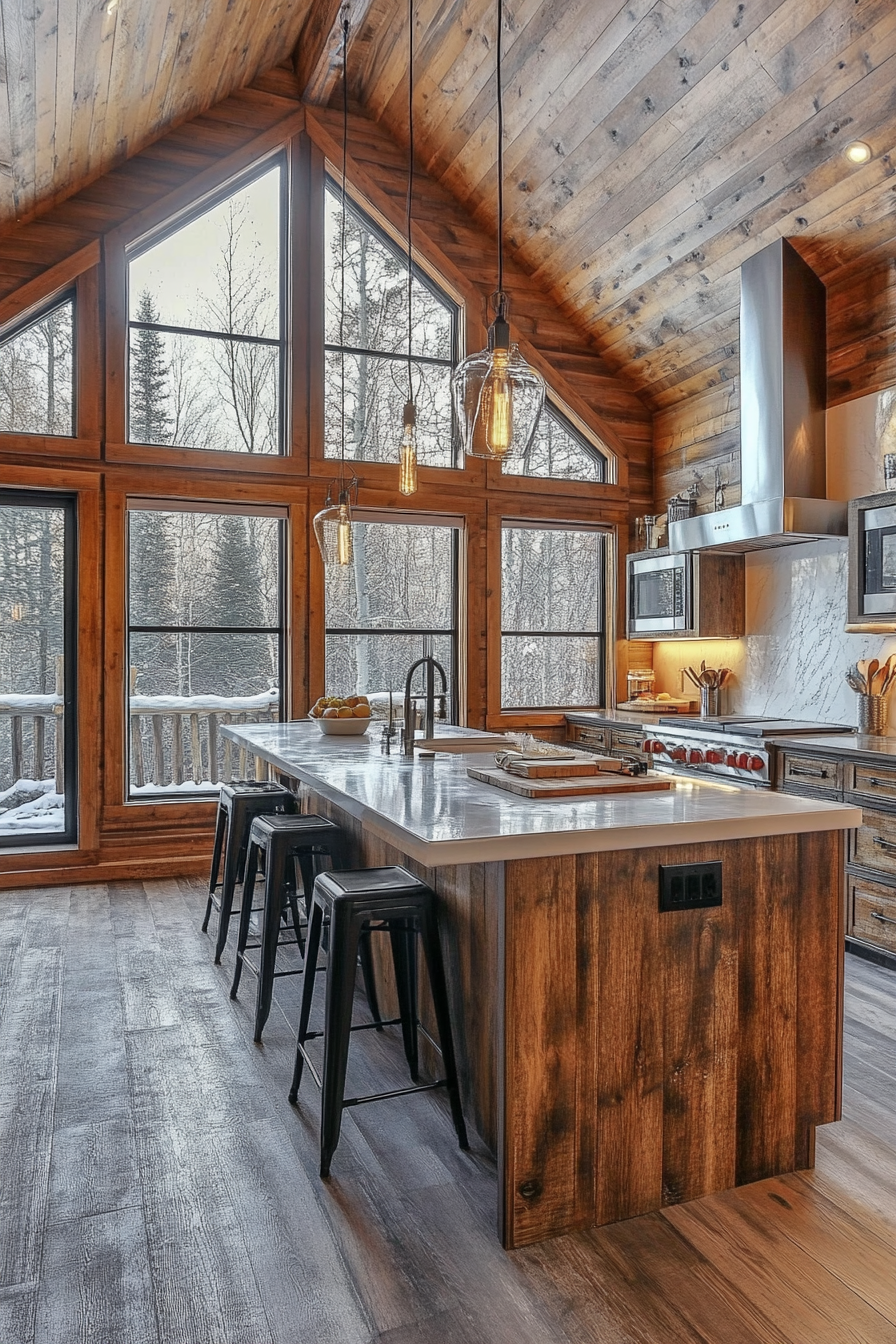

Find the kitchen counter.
[
  {"left": 768, "top": 731, "right": 896, "bottom": 760},
  {"left": 222, "top": 720, "right": 858, "bottom": 865},
  {"left": 222, "top": 719, "right": 853, "bottom": 1252}
]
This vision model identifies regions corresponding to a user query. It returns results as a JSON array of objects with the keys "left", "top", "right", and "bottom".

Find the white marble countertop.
[
  {"left": 766, "top": 732, "right": 896, "bottom": 760},
  {"left": 221, "top": 721, "right": 861, "bottom": 866}
]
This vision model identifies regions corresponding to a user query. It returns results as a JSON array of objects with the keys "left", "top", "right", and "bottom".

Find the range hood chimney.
[{"left": 668, "top": 237, "right": 846, "bottom": 554}]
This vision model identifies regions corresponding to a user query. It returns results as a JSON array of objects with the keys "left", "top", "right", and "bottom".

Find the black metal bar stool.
[
  {"left": 289, "top": 865, "right": 468, "bottom": 1177},
  {"left": 203, "top": 781, "right": 297, "bottom": 963},
  {"left": 229, "top": 813, "right": 382, "bottom": 1043}
]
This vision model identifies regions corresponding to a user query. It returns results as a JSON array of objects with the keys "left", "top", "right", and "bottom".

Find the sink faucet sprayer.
[{"left": 402, "top": 654, "right": 449, "bottom": 756}]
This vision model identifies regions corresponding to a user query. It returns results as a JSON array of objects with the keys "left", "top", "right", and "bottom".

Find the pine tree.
[
  {"left": 199, "top": 515, "right": 269, "bottom": 698},
  {"left": 130, "top": 291, "right": 171, "bottom": 444}
]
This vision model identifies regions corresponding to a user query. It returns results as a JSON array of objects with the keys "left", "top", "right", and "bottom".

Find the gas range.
[{"left": 642, "top": 716, "right": 854, "bottom": 788}]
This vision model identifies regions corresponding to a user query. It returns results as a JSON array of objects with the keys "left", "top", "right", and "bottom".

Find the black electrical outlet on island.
[{"left": 659, "top": 861, "right": 723, "bottom": 912}]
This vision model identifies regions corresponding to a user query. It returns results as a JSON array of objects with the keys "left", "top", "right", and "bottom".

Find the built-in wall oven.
[
  {"left": 627, "top": 550, "right": 691, "bottom": 636},
  {"left": 848, "top": 491, "right": 896, "bottom": 629}
]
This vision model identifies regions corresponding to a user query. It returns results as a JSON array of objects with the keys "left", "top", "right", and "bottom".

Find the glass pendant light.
[
  {"left": 397, "top": 0, "right": 419, "bottom": 495},
  {"left": 451, "top": 0, "right": 545, "bottom": 460},
  {"left": 313, "top": 16, "right": 357, "bottom": 566},
  {"left": 313, "top": 480, "right": 357, "bottom": 567}
]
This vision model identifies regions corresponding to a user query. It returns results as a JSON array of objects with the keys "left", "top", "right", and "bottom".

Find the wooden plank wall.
[
  {"left": 0, "top": 66, "right": 650, "bottom": 887},
  {"left": 653, "top": 243, "right": 896, "bottom": 516}
]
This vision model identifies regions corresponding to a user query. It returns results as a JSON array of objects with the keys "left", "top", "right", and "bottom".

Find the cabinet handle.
[
  {"left": 789, "top": 765, "right": 829, "bottom": 779},
  {"left": 871, "top": 910, "right": 896, "bottom": 926},
  {"left": 873, "top": 836, "right": 896, "bottom": 855},
  {"left": 866, "top": 777, "right": 896, "bottom": 790}
]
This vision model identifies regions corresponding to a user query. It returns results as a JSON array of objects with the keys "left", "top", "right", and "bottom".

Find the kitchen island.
[{"left": 223, "top": 721, "right": 860, "bottom": 1248}]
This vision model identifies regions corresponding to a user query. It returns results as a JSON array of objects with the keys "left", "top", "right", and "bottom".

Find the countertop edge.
[{"left": 223, "top": 724, "right": 860, "bottom": 865}]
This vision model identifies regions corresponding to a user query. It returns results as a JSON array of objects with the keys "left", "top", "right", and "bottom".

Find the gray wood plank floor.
[{"left": 1, "top": 876, "right": 894, "bottom": 1343}]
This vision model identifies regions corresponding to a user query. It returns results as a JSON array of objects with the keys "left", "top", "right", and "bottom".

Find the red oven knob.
[
  {"left": 726, "top": 753, "right": 739, "bottom": 767},
  {"left": 652, "top": 740, "right": 668, "bottom": 755},
  {"left": 706, "top": 749, "right": 725, "bottom": 764},
  {"left": 736, "top": 752, "right": 750, "bottom": 769},
  {"left": 671, "top": 746, "right": 687, "bottom": 762},
  {"left": 688, "top": 748, "right": 704, "bottom": 764},
  {"left": 748, "top": 755, "right": 765, "bottom": 772}
]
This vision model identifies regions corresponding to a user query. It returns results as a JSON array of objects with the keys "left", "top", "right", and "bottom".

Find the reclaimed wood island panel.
[{"left": 223, "top": 723, "right": 859, "bottom": 1249}]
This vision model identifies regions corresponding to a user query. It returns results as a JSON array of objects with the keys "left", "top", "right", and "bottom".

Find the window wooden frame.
[
  {"left": 485, "top": 496, "right": 624, "bottom": 730},
  {"left": 0, "top": 464, "right": 101, "bottom": 874},
  {"left": 102, "top": 470, "right": 309, "bottom": 826},
  {"left": 0, "top": 242, "right": 102, "bottom": 458}
]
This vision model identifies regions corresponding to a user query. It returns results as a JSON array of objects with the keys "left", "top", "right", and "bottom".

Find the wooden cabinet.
[
  {"left": 848, "top": 874, "right": 896, "bottom": 954},
  {"left": 777, "top": 752, "right": 842, "bottom": 793},
  {"left": 626, "top": 548, "right": 745, "bottom": 641},
  {"left": 566, "top": 716, "right": 651, "bottom": 763},
  {"left": 779, "top": 745, "right": 896, "bottom": 965},
  {"left": 566, "top": 722, "right": 609, "bottom": 752}
]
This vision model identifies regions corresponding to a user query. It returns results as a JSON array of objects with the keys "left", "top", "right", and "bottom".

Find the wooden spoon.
[{"left": 868, "top": 658, "right": 880, "bottom": 692}]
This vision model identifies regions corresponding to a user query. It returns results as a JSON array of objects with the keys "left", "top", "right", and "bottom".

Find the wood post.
[
  {"left": 34, "top": 716, "right": 45, "bottom": 780},
  {"left": 190, "top": 713, "right": 202, "bottom": 784},
  {"left": 172, "top": 715, "right": 184, "bottom": 785},
  {"left": 11, "top": 716, "right": 23, "bottom": 781},
  {"left": 151, "top": 715, "right": 165, "bottom": 786},
  {"left": 207, "top": 713, "right": 218, "bottom": 784},
  {"left": 55, "top": 656, "right": 65, "bottom": 795}
]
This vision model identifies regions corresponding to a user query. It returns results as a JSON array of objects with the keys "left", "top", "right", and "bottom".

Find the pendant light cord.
[
  {"left": 340, "top": 15, "right": 350, "bottom": 492},
  {"left": 496, "top": 0, "right": 504, "bottom": 304},
  {"left": 406, "top": 0, "right": 414, "bottom": 403}
]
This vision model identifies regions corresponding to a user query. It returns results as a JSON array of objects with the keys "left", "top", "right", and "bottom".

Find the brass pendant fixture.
[
  {"left": 397, "top": 0, "right": 419, "bottom": 495},
  {"left": 313, "top": 477, "right": 358, "bottom": 568},
  {"left": 451, "top": 0, "right": 544, "bottom": 460},
  {"left": 313, "top": 15, "right": 357, "bottom": 566}
]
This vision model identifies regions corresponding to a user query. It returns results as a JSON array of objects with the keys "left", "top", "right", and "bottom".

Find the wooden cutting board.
[
  {"left": 467, "top": 766, "right": 673, "bottom": 798},
  {"left": 504, "top": 755, "right": 622, "bottom": 778}
]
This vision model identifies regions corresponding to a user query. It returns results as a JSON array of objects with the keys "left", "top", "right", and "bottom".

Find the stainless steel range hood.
[{"left": 668, "top": 238, "right": 846, "bottom": 553}]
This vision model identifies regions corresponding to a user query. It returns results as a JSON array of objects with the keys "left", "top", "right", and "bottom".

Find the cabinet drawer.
[
  {"left": 778, "top": 753, "right": 842, "bottom": 792},
  {"left": 848, "top": 873, "right": 896, "bottom": 954},
  {"left": 567, "top": 724, "right": 609, "bottom": 751},
  {"left": 850, "top": 807, "right": 896, "bottom": 877},
  {"left": 848, "top": 761, "right": 896, "bottom": 805},
  {"left": 610, "top": 728, "right": 649, "bottom": 754}
]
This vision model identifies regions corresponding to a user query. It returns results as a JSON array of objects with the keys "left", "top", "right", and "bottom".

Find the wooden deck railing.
[
  {"left": 128, "top": 681, "right": 280, "bottom": 791},
  {"left": 0, "top": 657, "right": 65, "bottom": 794}
]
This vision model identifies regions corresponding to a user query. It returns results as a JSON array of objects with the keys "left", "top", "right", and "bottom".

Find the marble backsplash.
[
  {"left": 653, "top": 539, "right": 896, "bottom": 729},
  {"left": 652, "top": 387, "right": 896, "bottom": 729}
]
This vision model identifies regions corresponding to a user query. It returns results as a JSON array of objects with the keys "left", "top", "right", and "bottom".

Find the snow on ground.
[{"left": 0, "top": 778, "right": 64, "bottom": 833}]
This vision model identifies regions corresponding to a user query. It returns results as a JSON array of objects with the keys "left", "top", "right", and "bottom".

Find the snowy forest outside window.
[
  {"left": 325, "top": 513, "right": 459, "bottom": 716},
  {"left": 127, "top": 503, "right": 285, "bottom": 798},
  {"left": 324, "top": 181, "right": 459, "bottom": 468},
  {"left": 0, "top": 296, "right": 75, "bottom": 437},
  {"left": 0, "top": 491, "right": 77, "bottom": 846},
  {"left": 501, "top": 522, "right": 607, "bottom": 709},
  {"left": 126, "top": 161, "right": 284, "bottom": 453},
  {"left": 501, "top": 400, "right": 608, "bottom": 483}
]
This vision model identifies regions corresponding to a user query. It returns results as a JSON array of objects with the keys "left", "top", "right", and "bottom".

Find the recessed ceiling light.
[{"left": 845, "top": 141, "right": 872, "bottom": 165}]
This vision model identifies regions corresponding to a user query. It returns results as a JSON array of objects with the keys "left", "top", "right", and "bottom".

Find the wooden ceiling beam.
[{"left": 293, "top": 0, "right": 377, "bottom": 105}]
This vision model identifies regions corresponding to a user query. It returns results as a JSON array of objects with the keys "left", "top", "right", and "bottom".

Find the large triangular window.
[
  {"left": 0, "top": 296, "right": 75, "bottom": 437},
  {"left": 324, "top": 180, "right": 459, "bottom": 468},
  {"left": 501, "top": 400, "right": 608, "bottom": 483},
  {"left": 126, "top": 160, "right": 284, "bottom": 454}
]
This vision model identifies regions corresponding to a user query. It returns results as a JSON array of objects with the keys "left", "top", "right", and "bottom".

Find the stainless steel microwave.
[
  {"left": 627, "top": 550, "right": 691, "bottom": 636},
  {"left": 848, "top": 492, "right": 896, "bottom": 629}
]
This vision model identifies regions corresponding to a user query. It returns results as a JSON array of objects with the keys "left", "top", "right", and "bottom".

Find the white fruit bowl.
[{"left": 310, "top": 714, "right": 370, "bottom": 736}]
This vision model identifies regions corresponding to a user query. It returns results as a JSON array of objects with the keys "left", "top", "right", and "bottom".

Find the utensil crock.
[{"left": 857, "top": 693, "right": 888, "bottom": 736}]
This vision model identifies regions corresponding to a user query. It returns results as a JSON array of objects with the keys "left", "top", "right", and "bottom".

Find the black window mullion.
[
  {"left": 129, "top": 320, "right": 282, "bottom": 348},
  {"left": 323, "top": 342, "right": 454, "bottom": 368}
]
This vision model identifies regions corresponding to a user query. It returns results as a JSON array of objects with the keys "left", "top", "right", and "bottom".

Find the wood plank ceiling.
[{"left": 3, "top": 0, "right": 896, "bottom": 420}]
